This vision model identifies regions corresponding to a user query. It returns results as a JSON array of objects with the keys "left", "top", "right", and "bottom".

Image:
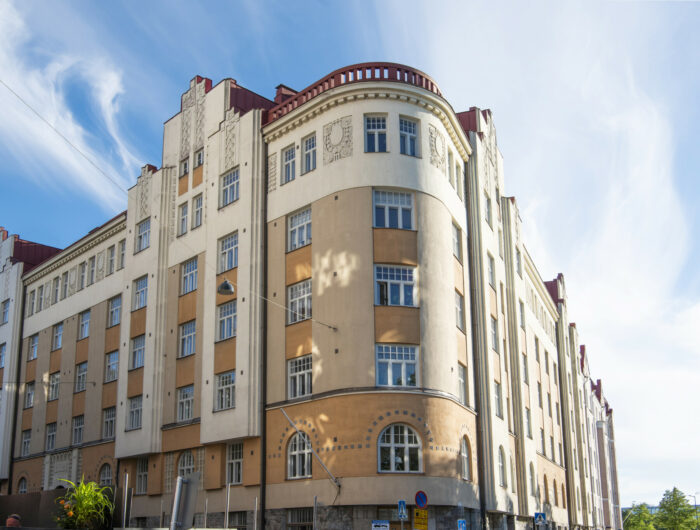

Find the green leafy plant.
[
  {"left": 623, "top": 503, "right": 656, "bottom": 530},
  {"left": 54, "top": 477, "right": 114, "bottom": 530},
  {"left": 655, "top": 487, "right": 696, "bottom": 530}
]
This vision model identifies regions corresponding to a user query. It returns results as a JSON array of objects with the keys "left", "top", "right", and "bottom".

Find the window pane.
[{"left": 388, "top": 207, "right": 398, "bottom": 228}]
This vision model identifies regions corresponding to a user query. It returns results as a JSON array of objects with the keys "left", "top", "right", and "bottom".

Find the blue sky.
[{"left": 1, "top": 0, "right": 698, "bottom": 507}]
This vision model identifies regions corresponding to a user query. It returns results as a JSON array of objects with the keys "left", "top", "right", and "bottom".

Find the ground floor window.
[{"left": 287, "top": 507, "right": 313, "bottom": 529}]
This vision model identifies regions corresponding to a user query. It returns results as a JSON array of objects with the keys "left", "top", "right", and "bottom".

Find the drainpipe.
[
  {"left": 7, "top": 282, "right": 27, "bottom": 494},
  {"left": 259, "top": 110, "right": 269, "bottom": 530}
]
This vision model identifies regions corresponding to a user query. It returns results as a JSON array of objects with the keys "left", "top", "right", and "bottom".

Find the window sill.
[
  {"left": 77, "top": 336, "right": 89, "bottom": 342},
  {"left": 125, "top": 426, "right": 142, "bottom": 432},
  {"left": 131, "top": 306, "right": 147, "bottom": 313},
  {"left": 179, "top": 288, "right": 197, "bottom": 298},
  {"left": 286, "top": 242, "right": 311, "bottom": 254},
  {"left": 73, "top": 389, "right": 86, "bottom": 394},
  {"left": 176, "top": 231, "right": 187, "bottom": 238},
  {"left": 372, "top": 227, "right": 417, "bottom": 233},
  {"left": 286, "top": 476, "right": 312, "bottom": 481},
  {"left": 214, "top": 335, "right": 237, "bottom": 344},
  {"left": 51, "top": 347, "right": 62, "bottom": 353},
  {"left": 218, "top": 265, "right": 238, "bottom": 275},
  {"left": 177, "top": 353, "right": 195, "bottom": 360},
  {"left": 377, "top": 470, "right": 423, "bottom": 475},
  {"left": 47, "top": 398, "right": 58, "bottom": 402},
  {"left": 128, "top": 366, "right": 144, "bottom": 372},
  {"left": 106, "top": 323, "right": 120, "bottom": 329},
  {"left": 213, "top": 406, "right": 236, "bottom": 413},
  {"left": 104, "top": 379, "right": 117, "bottom": 384},
  {"left": 218, "top": 199, "right": 239, "bottom": 211},
  {"left": 286, "top": 318, "right": 311, "bottom": 328},
  {"left": 134, "top": 247, "right": 149, "bottom": 255},
  {"left": 364, "top": 150, "right": 390, "bottom": 154},
  {"left": 399, "top": 152, "right": 421, "bottom": 158}
]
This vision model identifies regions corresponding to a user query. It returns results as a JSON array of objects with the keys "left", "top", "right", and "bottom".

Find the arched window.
[
  {"left": 17, "top": 477, "right": 27, "bottom": 494},
  {"left": 498, "top": 446, "right": 506, "bottom": 487},
  {"left": 460, "top": 437, "right": 471, "bottom": 481},
  {"left": 178, "top": 450, "right": 194, "bottom": 477},
  {"left": 287, "top": 432, "right": 312, "bottom": 479},
  {"left": 562, "top": 484, "right": 566, "bottom": 509},
  {"left": 510, "top": 456, "right": 516, "bottom": 493},
  {"left": 553, "top": 479, "right": 558, "bottom": 506},
  {"left": 529, "top": 463, "right": 536, "bottom": 497},
  {"left": 99, "top": 464, "right": 112, "bottom": 486},
  {"left": 378, "top": 424, "right": 421, "bottom": 472},
  {"left": 543, "top": 474, "right": 550, "bottom": 503}
]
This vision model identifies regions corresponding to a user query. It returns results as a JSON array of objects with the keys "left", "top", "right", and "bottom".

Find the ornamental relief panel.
[
  {"left": 96, "top": 251, "right": 105, "bottom": 282},
  {"left": 68, "top": 266, "right": 77, "bottom": 296},
  {"left": 137, "top": 168, "right": 152, "bottom": 220},
  {"left": 428, "top": 124, "right": 446, "bottom": 173},
  {"left": 323, "top": 116, "right": 352, "bottom": 165},
  {"left": 168, "top": 167, "right": 178, "bottom": 243},
  {"left": 193, "top": 81, "right": 206, "bottom": 150},
  {"left": 223, "top": 108, "right": 239, "bottom": 173},
  {"left": 267, "top": 153, "right": 277, "bottom": 193}
]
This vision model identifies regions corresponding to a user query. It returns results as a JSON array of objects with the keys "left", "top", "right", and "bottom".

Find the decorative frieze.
[
  {"left": 267, "top": 153, "right": 277, "bottom": 193},
  {"left": 429, "top": 124, "right": 446, "bottom": 173},
  {"left": 323, "top": 116, "right": 353, "bottom": 165}
]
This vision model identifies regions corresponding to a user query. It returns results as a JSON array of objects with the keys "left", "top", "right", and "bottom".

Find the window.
[
  {"left": 0, "top": 343, "right": 4, "bottom": 369},
  {"left": 287, "top": 432, "right": 312, "bottom": 479},
  {"left": 498, "top": 447, "right": 507, "bottom": 487},
  {"left": 522, "top": 354, "right": 529, "bottom": 384},
  {"left": 178, "top": 450, "right": 195, "bottom": 477},
  {"left": 537, "top": 382, "right": 542, "bottom": 407},
  {"left": 452, "top": 223, "right": 462, "bottom": 259},
  {"left": 227, "top": 442, "right": 243, "bottom": 484},
  {"left": 455, "top": 291, "right": 465, "bottom": 331},
  {"left": 487, "top": 254, "right": 495, "bottom": 287},
  {"left": 17, "top": 477, "right": 27, "bottom": 494},
  {"left": 28, "top": 334, "right": 38, "bottom": 360},
  {"left": 61, "top": 271, "right": 69, "bottom": 299},
  {"left": 179, "top": 320, "right": 196, "bottom": 358},
  {"left": 78, "top": 310, "right": 90, "bottom": 340},
  {"left": 181, "top": 257, "right": 198, "bottom": 294},
  {"left": 519, "top": 301, "right": 525, "bottom": 329},
  {"left": 373, "top": 190, "right": 413, "bottom": 229},
  {"left": 494, "top": 381, "right": 503, "bottom": 418},
  {"left": 448, "top": 151, "right": 454, "bottom": 187},
  {"left": 461, "top": 437, "right": 471, "bottom": 480},
  {"left": 288, "top": 208, "right": 311, "bottom": 251},
  {"left": 24, "top": 382, "right": 34, "bottom": 408},
  {"left": 131, "top": 335, "right": 145, "bottom": 369},
  {"left": 379, "top": 424, "right": 421, "bottom": 472},
  {"left": 133, "top": 276, "right": 148, "bottom": 310},
  {"left": 525, "top": 407, "right": 532, "bottom": 438},
  {"left": 192, "top": 194, "right": 203, "bottom": 228},
  {"left": 195, "top": 149, "right": 204, "bottom": 168},
  {"left": 215, "top": 371, "right": 236, "bottom": 411},
  {"left": 365, "top": 115, "right": 387, "bottom": 152},
  {"left": 219, "top": 232, "right": 238, "bottom": 272},
  {"left": 108, "top": 295, "right": 121, "bottom": 327},
  {"left": 52, "top": 277, "right": 60, "bottom": 304},
  {"left": 136, "top": 457, "right": 148, "bottom": 494},
  {"left": 535, "top": 336, "right": 540, "bottom": 361},
  {"left": 177, "top": 385, "right": 194, "bottom": 422},
  {"left": 282, "top": 144, "right": 295, "bottom": 184},
  {"left": 498, "top": 229, "right": 503, "bottom": 257},
  {"left": 105, "top": 351, "right": 119, "bottom": 382},
  {"left": 288, "top": 279, "right": 311, "bottom": 324},
  {"left": 127, "top": 395, "right": 142, "bottom": 430},
  {"left": 490, "top": 317, "right": 499, "bottom": 352},
  {"left": 103, "top": 407, "right": 116, "bottom": 439},
  {"left": 458, "top": 363, "right": 467, "bottom": 406},
  {"left": 220, "top": 169, "right": 240, "bottom": 207},
  {"left": 178, "top": 203, "right": 188, "bottom": 236},
  {"left": 529, "top": 463, "right": 536, "bottom": 497},
  {"left": 217, "top": 300, "right": 237, "bottom": 341},
  {"left": 302, "top": 134, "right": 316, "bottom": 173},
  {"left": 548, "top": 392, "right": 552, "bottom": 417},
  {"left": 118, "top": 239, "right": 126, "bottom": 269},
  {"left": 135, "top": 218, "right": 150, "bottom": 252},
  {"left": 456, "top": 162, "right": 463, "bottom": 199},
  {"left": 540, "top": 428, "right": 546, "bottom": 453},
  {"left": 37, "top": 285, "right": 45, "bottom": 310},
  {"left": 485, "top": 192, "right": 492, "bottom": 227},
  {"left": 516, "top": 248, "right": 522, "bottom": 277},
  {"left": 52, "top": 323, "right": 63, "bottom": 350},
  {"left": 399, "top": 117, "right": 417, "bottom": 156},
  {"left": 72, "top": 415, "right": 84, "bottom": 444},
  {"left": 550, "top": 436, "right": 555, "bottom": 461},
  {"left": 48, "top": 372, "right": 60, "bottom": 401},
  {"left": 74, "top": 362, "right": 87, "bottom": 392},
  {"left": 556, "top": 403, "right": 560, "bottom": 425},
  {"left": 288, "top": 355, "right": 312, "bottom": 399},
  {"left": 180, "top": 158, "right": 189, "bottom": 176},
  {"left": 21, "top": 430, "right": 31, "bottom": 457},
  {"left": 88, "top": 256, "right": 96, "bottom": 285},
  {"left": 46, "top": 423, "right": 56, "bottom": 451},
  {"left": 375, "top": 265, "right": 416, "bottom": 306},
  {"left": 99, "top": 464, "right": 112, "bottom": 486},
  {"left": 376, "top": 344, "right": 417, "bottom": 387},
  {"left": 107, "top": 246, "right": 115, "bottom": 275}
]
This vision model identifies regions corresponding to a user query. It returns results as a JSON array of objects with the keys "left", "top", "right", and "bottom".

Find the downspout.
[
  {"left": 8, "top": 282, "right": 26, "bottom": 493},
  {"left": 259, "top": 111, "right": 269, "bottom": 530}
]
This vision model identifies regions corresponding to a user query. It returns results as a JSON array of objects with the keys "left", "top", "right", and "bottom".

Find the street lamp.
[{"left": 217, "top": 278, "right": 235, "bottom": 296}]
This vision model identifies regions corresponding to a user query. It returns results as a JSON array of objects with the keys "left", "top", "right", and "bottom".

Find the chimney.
[
  {"left": 0, "top": 226, "right": 7, "bottom": 241},
  {"left": 274, "top": 84, "right": 297, "bottom": 104}
]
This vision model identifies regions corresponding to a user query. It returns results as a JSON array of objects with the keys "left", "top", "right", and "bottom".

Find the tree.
[
  {"left": 623, "top": 503, "right": 655, "bottom": 530},
  {"left": 654, "top": 487, "right": 696, "bottom": 530}
]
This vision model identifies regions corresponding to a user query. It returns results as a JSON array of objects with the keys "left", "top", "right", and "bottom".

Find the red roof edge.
[{"left": 13, "top": 238, "right": 62, "bottom": 275}]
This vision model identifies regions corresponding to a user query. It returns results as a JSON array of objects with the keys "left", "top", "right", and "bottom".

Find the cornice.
[{"left": 262, "top": 82, "right": 472, "bottom": 161}]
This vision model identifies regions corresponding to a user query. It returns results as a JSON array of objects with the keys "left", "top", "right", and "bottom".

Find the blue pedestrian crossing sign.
[
  {"left": 397, "top": 500, "right": 408, "bottom": 520},
  {"left": 534, "top": 512, "right": 547, "bottom": 526},
  {"left": 457, "top": 519, "right": 467, "bottom": 530}
]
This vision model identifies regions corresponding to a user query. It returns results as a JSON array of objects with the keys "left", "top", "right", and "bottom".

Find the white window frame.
[
  {"left": 461, "top": 437, "right": 471, "bottom": 481},
  {"left": 178, "top": 202, "right": 188, "bottom": 236},
  {"left": 28, "top": 334, "right": 38, "bottom": 360},
  {"left": 0, "top": 343, "right": 4, "bottom": 369},
  {"left": 455, "top": 291, "right": 465, "bottom": 331},
  {"left": 48, "top": 372, "right": 60, "bottom": 401},
  {"left": 72, "top": 415, "right": 84, "bottom": 444},
  {"left": 452, "top": 223, "right": 462, "bottom": 260},
  {"left": 525, "top": 407, "right": 532, "bottom": 438},
  {"left": 130, "top": 335, "right": 145, "bottom": 369},
  {"left": 192, "top": 194, "right": 203, "bottom": 229},
  {"left": 88, "top": 256, "right": 96, "bottom": 285},
  {"left": 227, "top": 442, "right": 243, "bottom": 484},
  {"left": 485, "top": 192, "right": 492, "bottom": 227},
  {"left": 21, "top": 430, "right": 31, "bottom": 457},
  {"left": 52, "top": 322, "right": 63, "bottom": 350},
  {"left": 75, "top": 362, "right": 87, "bottom": 392},
  {"left": 61, "top": 271, "right": 69, "bottom": 299},
  {"left": 287, "top": 279, "right": 311, "bottom": 324},
  {"left": 107, "top": 246, "right": 115, "bottom": 275},
  {"left": 28, "top": 290, "right": 35, "bottom": 315},
  {"left": 133, "top": 276, "right": 148, "bottom": 310},
  {"left": 287, "top": 432, "right": 312, "bottom": 479},
  {"left": 99, "top": 464, "right": 112, "bottom": 486},
  {"left": 375, "top": 344, "right": 417, "bottom": 387},
  {"left": 103, "top": 407, "right": 116, "bottom": 439},
  {"left": 217, "top": 300, "right": 237, "bottom": 341},
  {"left": 46, "top": 422, "right": 56, "bottom": 451},
  {"left": 215, "top": 371, "right": 236, "bottom": 411},
  {"left": 374, "top": 265, "right": 416, "bottom": 307},
  {"left": 302, "top": 134, "right": 316, "bottom": 174},
  {"left": 220, "top": 169, "right": 240, "bottom": 207},
  {"left": 288, "top": 208, "right": 311, "bottom": 251},
  {"left": 177, "top": 385, "right": 194, "bottom": 422},
  {"left": 135, "top": 218, "right": 151, "bottom": 252},
  {"left": 498, "top": 446, "right": 507, "bottom": 487},
  {"left": 399, "top": 117, "right": 418, "bottom": 156},
  {"left": 135, "top": 457, "right": 148, "bottom": 494},
  {"left": 219, "top": 232, "right": 238, "bottom": 273},
  {"left": 458, "top": 363, "right": 467, "bottom": 406},
  {"left": 523, "top": 354, "right": 529, "bottom": 384},
  {"left": 127, "top": 395, "right": 142, "bottom": 430},
  {"left": 1, "top": 299, "right": 8, "bottom": 324},
  {"left": 194, "top": 149, "right": 204, "bottom": 168},
  {"left": 490, "top": 317, "right": 499, "bottom": 352},
  {"left": 282, "top": 144, "right": 296, "bottom": 184},
  {"left": 52, "top": 278, "right": 59, "bottom": 304},
  {"left": 487, "top": 254, "right": 496, "bottom": 288},
  {"left": 24, "top": 382, "right": 34, "bottom": 408},
  {"left": 288, "top": 355, "right": 312, "bottom": 399},
  {"left": 373, "top": 190, "right": 413, "bottom": 229},
  {"left": 494, "top": 381, "right": 503, "bottom": 418},
  {"left": 365, "top": 115, "right": 387, "bottom": 153},
  {"left": 118, "top": 239, "right": 126, "bottom": 269},
  {"left": 378, "top": 424, "right": 422, "bottom": 473},
  {"left": 78, "top": 310, "right": 90, "bottom": 340},
  {"left": 178, "top": 450, "right": 195, "bottom": 477},
  {"left": 180, "top": 158, "right": 189, "bottom": 176},
  {"left": 181, "top": 257, "right": 198, "bottom": 294},
  {"left": 105, "top": 351, "right": 119, "bottom": 382},
  {"left": 108, "top": 295, "right": 121, "bottom": 327},
  {"left": 37, "top": 285, "right": 44, "bottom": 310},
  {"left": 448, "top": 151, "right": 454, "bottom": 187},
  {"left": 179, "top": 320, "right": 196, "bottom": 358}
]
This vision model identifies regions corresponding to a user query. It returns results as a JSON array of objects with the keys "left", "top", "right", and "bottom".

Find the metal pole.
[
  {"left": 123, "top": 472, "right": 129, "bottom": 528},
  {"left": 204, "top": 496, "right": 208, "bottom": 528},
  {"left": 170, "top": 476, "right": 184, "bottom": 530},
  {"left": 254, "top": 496, "right": 258, "bottom": 530},
  {"left": 313, "top": 496, "right": 317, "bottom": 530},
  {"left": 225, "top": 483, "right": 230, "bottom": 529},
  {"left": 160, "top": 499, "right": 164, "bottom": 528}
]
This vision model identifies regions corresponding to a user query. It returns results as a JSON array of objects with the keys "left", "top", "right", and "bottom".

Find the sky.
[{"left": 1, "top": 0, "right": 698, "bottom": 507}]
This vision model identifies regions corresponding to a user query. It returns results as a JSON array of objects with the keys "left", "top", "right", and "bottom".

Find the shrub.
[{"left": 54, "top": 477, "right": 114, "bottom": 530}]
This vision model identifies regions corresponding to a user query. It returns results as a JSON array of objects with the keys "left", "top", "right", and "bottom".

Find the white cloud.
[{"left": 0, "top": 0, "right": 139, "bottom": 211}]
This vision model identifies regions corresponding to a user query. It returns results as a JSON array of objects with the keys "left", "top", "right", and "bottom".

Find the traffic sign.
[
  {"left": 372, "top": 521, "right": 390, "bottom": 530},
  {"left": 413, "top": 508, "right": 428, "bottom": 530},
  {"left": 534, "top": 512, "right": 547, "bottom": 526},
  {"left": 397, "top": 500, "right": 408, "bottom": 520},
  {"left": 415, "top": 490, "right": 428, "bottom": 508},
  {"left": 457, "top": 519, "right": 467, "bottom": 530}
]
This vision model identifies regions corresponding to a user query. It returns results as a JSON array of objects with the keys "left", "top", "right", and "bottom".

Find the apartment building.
[{"left": 5, "top": 63, "right": 621, "bottom": 530}]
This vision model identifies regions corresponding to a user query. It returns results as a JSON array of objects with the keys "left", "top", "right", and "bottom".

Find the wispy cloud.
[{"left": 0, "top": 0, "right": 139, "bottom": 210}]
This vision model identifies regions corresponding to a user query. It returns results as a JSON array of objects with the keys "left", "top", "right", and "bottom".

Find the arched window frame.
[
  {"left": 17, "top": 477, "right": 27, "bottom": 494},
  {"left": 99, "top": 464, "right": 112, "bottom": 486},
  {"left": 178, "top": 450, "right": 194, "bottom": 477},
  {"left": 287, "top": 431, "right": 312, "bottom": 479},
  {"left": 498, "top": 446, "right": 507, "bottom": 487},
  {"left": 378, "top": 424, "right": 422, "bottom": 473},
  {"left": 460, "top": 436, "right": 472, "bottom": 481}
]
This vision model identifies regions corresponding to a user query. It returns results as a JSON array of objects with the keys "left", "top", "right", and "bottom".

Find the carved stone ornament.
[
  {"left": 96, "top": 251, "right": 105, "bottom": 281},
  {"left": 323, "top": 116, "right": 353, "bottom": 165},
  {"left": 428, "top": 124, "right": 446, "bottom": 173},
  {"left": 224, "top": 108, "right": 239, "bottom": 172},
  {"left": 194, "top": 81, "right": 206, "bottom": 150},
  {"left": 168, "top": 167, "right": 178, "bottom": 243},
  {"left": 267, "top": 153, "right": 277, "bottom": 193},
  {"left": 68, "top": 266, "right": 77, "bottom": 296},
  {"left": 138, "top": 166, "right": 152, "bottom": 220}
]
